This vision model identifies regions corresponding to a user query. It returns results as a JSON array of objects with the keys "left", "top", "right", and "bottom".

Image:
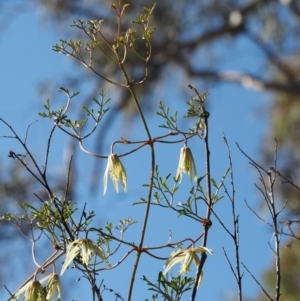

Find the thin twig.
[
  {"left": 188, "top": 85, "right": 211, "bottom": 301},
  {"left": 220, "top": 131, "right": 242, "bottom": 301},
  {"left": 241, "top": 262, "right": 273, "bottom": 301}
]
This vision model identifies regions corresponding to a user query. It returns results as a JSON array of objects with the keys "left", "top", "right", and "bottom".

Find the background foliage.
[{"left": 1, "top": 1, "right": 300, "bottom": 300}]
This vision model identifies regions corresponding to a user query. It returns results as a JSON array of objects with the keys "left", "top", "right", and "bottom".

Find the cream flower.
[
  {"left": 176, "top": 146, "right": 197, "bottom": 183},
  {"left": 163, "top": 246, "right": 213, "bottom": 289},
  {"left": 61, "top": 238, "right": 111, "bottom": 275},
  {"left": 103, "top": 153, "right": 127, "bottom": 195},
  {"left": 24, "top": 280, "right": 46, "bottom": 301},
  {"left": 13, "top": 274, "right": 61, "bottom": 301},
  {"left": 46, "top": 273, "right": 61, "bottom": 301},
  {"left": 163, "top": 246, "right": 213, "bottom": 275}
]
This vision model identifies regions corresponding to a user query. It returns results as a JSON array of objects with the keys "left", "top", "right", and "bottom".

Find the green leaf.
[
  {"left": 132, "top": 198, "right": 147, "bottom": 205},
  {"left": 211, "top": 178, "right": 217, "bottom": 188}
]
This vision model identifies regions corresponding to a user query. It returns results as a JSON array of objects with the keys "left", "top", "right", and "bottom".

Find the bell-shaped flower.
[
  {"left": 61, "top": 238, "right": 111, "bottom": 275},
  {"left": 103, "top": 153, "right": 127, "bottom": 195},
  {"left": 163, "top": 246, "right": 213, "bottom": 275},
  {"left": 25, "top": 280, "right": 46, "bottom": 301},
  {"left": 45, "top": 273, "right": 61, "bottom": 301},
  {"left": 176, "top": 146, "right": 197, "bottom": 183},
  {"left": 163, "top": 246, "right": 213, "bottom": 289},
  {"left": 13, "top": 274, "right": 60, "bottom": 301}
]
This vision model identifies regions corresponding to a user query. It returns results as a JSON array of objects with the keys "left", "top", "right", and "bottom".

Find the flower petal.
[
  {"left": 175, "top": 147, "right": 185, "bottom": 182},
  {"left": 185, "top": 147, "right": 197, "bottom": 182},
  {"left": 197, "top": 271, "right": 204, "bottom": 290},
  {"left": 81, "top": 239, "right": 92, "bottom": 265},
  {"left": 46, "top": 273, "right": 61, "bottom": 301},
  {"left": 179, "top": 250, "right": 193, "bottom": 274},
  {"left": 109, "top": 168, "right": 120, "bottom": 192},
  {"left": 25, "top": 281, "right": 45, "bottom": 301},
  {"left": 193, "top": 253, "right": 200, "bottom": 268},
  {"left": 103, "top": 157, "right": 110, "bottom": 195},
  {"left": 88, "top": 240, "right": 111, "bottom": 267},
  {"left": 111, "top": 154, "right": 127, "bottom": 192},
  {"left": 163, "top": 249, "right": 186, "bottom": 275},
  {"left": 193, "top": 246, "right": 214, "bottom": 255},
  {"left": 61, "top": 244, "right": 81, "bottom": 275}
]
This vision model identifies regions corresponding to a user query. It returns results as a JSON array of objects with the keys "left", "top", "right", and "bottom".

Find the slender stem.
[
  {"left": 238, "top": 141, "right": 282, "bottom": 300},
  {"left": 221, "top": 132, "right": 242, "bottom": 300},
  {"left": 117, "top": 46, "right": 154, "bottom": 300},
  {"left": 126, "top": 85, "right": 155, "bottom": 301},
  {"left": 268, "top": 171, "right": 281, "bottom": 301},
  {"left": 271, "top": 140, "right": 281, "bottom": 301},
  {"left": 190, "top": 110, "right": 210, "bottom": 301},
  {"left": 43, "top": 125, "right": 56, "bottom": 176},
  {"left": 202, "top": 112, "right": 212, "bottom": 245},
  {"left": 187, "top": 85, "right": 212, "bottom": 301}
]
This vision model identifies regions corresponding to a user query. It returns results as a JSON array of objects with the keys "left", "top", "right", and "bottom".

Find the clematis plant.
[
  {"left": 24, "top": 280, "right": 46, "bottom": 301},
  {"left": 163, "top": 246, "right": 213, "bottom": 289},
  {"left": 103, "top": 153, "right": 127, "bottom": 195},
  {"left": 176, "top": 146, "right": 197, "bottom": 183},
  {"left": 61, "top": 238, "right": 111, "bottom": 275},
  {"left": 45, "top": 273, "right": 61, "bottom": 301},
  {"left": 12, "top": 273, "right": 61, "bottom": 301}
]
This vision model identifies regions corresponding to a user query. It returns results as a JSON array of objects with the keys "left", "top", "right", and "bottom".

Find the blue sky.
[{"left": 0, "top": 4, "right": 276, "bottom": 301}]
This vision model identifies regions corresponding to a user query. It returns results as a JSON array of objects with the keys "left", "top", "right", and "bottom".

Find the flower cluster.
[
  {"left": 103, "top": 145, "right": 197, "bottom": 195},
  {"left": 15, "top": 273, "right": 61, "bottom": 301}
]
